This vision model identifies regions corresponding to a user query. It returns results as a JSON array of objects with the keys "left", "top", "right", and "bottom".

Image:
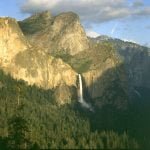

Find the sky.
[{"left": 0, "top": 0, "right": 150, "bottom": 47}]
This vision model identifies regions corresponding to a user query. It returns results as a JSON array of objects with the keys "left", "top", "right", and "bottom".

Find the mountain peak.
[
  {"left": 55, "top": 11, "right": 79, "bottom": 21},
  {"left": 19, "top": 11, "right": 89, "bottom": 55},
  {"left": 19, "top": 10, "right": 52, "bottom": 35},
  {"left": 31, "top": 10, "right": 52, "bottom": 20}
]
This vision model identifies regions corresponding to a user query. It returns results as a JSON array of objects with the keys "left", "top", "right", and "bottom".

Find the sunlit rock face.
[
  {"left": 0, "top": 17, "right": 30, "bottom": 67},
  {"left": 19, "top": 11, "right": 89, "bottom": 55},
  {"left": 0, "top": 13, "right": 131, "bottom": 108},
  {"left": 0, "top": 17, "right": 77, "bottom": 105}
]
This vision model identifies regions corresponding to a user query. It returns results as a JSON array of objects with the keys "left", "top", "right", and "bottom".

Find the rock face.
[
  {"left": 0, "top": 17, "right": 77, "bottom": 104},
  {"left": 0, "top": 13, "right": 132, "bottom": 108},
  {"left": 54, "top": 83, "right": 74, "bottom": 105},
  {"left": 83, "top": 47, "right": 128, "bottom": 109},
  {"left": 19, "top": 11, "right": 89, "bottom": 55},
  {"left": 0, "top": 18, "right": 30, "bottom": 67},
  {"left": 90, "top": 36, "right": 150, "bottom": 89},
  {"left": 116, "top": 43, "right": 150, "bottom": 89},
  {"left": 67, "top": 42, "right": 129, "bottom": 109}
]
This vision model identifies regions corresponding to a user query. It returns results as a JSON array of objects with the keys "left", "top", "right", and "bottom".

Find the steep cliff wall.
[
  {"left": 67, "top": 42, "right": 129, "bottom": 109},
  {"left": 0, "top": 14, "right": 130, "bottom": 108},
  {"left": 19, "top": 11, "right": 89, "bottom": 55},
  {"left": 0, "top": 17, "right": 77, "bottom": 104},
  {"left": 90, "top": 36, "right": 150, "bottom": 89},
  {"left": 0, "top": 17, "right": 30, "bottom": 67}
]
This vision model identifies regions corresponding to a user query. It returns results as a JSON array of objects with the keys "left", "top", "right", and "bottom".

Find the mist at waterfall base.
[{"left": 78, "top": 74, "right": 94, "bottom": 112}]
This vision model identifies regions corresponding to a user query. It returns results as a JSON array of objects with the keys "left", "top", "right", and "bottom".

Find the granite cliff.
[
  {"left": 0, "top": 17, "right": 77, "bottom": 105},
  {"left": 19, "top": 11, "right": 89, "bottom": 55},
  {"left": 90, "top": 36, "right": 150, "bottom": 97},
  {"left": 0, "top": 11, "right": 132, "bottom": 108}
]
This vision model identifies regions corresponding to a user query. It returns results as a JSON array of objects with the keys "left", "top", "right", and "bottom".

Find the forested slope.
[{"left": 0, "top": 70, "right": 139, "bottom": 149}]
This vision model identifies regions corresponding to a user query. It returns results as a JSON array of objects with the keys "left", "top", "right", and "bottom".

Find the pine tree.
[{"left": 7, "top": 105, "right": 30, "bottom": 149}]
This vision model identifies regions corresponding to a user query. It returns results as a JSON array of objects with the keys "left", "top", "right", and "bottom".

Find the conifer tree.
[{"left": 7, "top": 105, "right": 30, "bottom": 149}]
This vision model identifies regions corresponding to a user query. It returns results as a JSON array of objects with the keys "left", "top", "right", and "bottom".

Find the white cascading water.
[
  {"left": 78, "top": 74, "right": 84, "bottom": 103},
  {"left": 78, "top": 74, "right": 93, "bottom": 111}
]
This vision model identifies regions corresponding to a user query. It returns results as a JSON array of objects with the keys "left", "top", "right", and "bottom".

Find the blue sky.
[{"left": 0, "top": 0, "right": 150, "bottom": 47}]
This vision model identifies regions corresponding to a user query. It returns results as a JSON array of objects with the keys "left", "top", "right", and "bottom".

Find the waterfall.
[
  {"left": 78, "top": 74, "right": 84, "bottom": 103},
  {"left": 78, "top": 74, "right": 94, "bottom": 112}
]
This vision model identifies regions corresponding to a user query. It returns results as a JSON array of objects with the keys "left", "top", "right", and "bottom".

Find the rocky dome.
[{"left": 19, "top": 11, "right": 89, "bottom": 55}]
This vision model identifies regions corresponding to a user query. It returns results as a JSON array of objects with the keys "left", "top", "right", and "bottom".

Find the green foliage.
[
  {"left": 18, "top": 13, "right": 50, "bottom": 34},
  {"left": 0, "top": 137, "right": 7, "bottom": 150},
  {"left": 7, "top": 105, "right": 30, "bottom": 149},
  {"left": 79, "top": 60, "right": 92, "bottom": 73},
  {"left": 69, "top": 58, "right": 92, "bottom": 73},
  {"left": 51, "top": 50, "right": 92, "bottom": 73},
  {"left": 51, "top": 50, "right": 72, "bottom": 62},
  {"left": 0, "top": 69, "right": 139, "bottom": 149},
  {"left": 51, "top": 42, "right": 119, "bottom": 74}
]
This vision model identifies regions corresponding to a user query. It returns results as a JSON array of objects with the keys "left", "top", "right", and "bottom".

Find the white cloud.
[
  {"left": 86, "top": 30, "right": 100, "bottom": 38},
  {"left": 20, "top": 0, "right": 150, "bottom": 24}
]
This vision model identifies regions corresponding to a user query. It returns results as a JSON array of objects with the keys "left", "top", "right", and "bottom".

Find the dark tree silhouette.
[{"left": 7, "top": 105, "right": 30, "bottom": 149}]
